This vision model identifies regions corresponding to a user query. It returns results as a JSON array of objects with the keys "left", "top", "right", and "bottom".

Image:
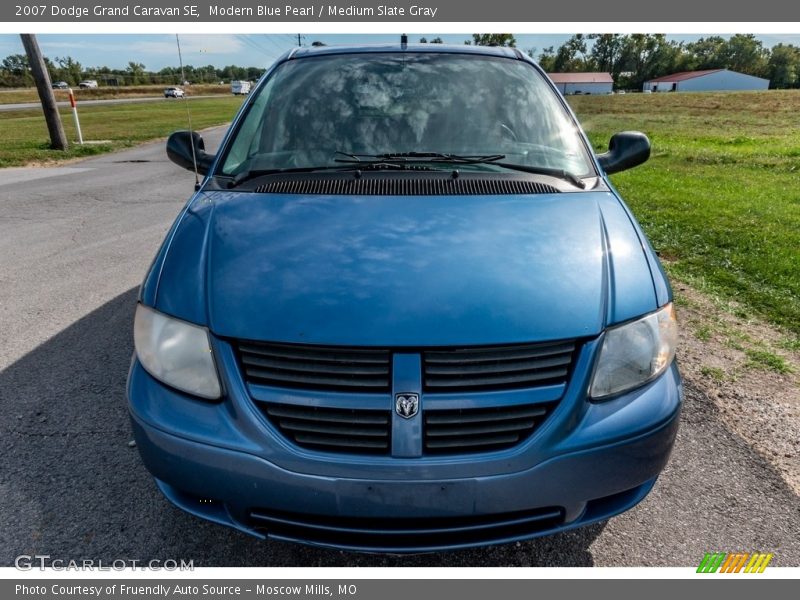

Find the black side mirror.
[
  {"left": 597, "top": 131, "right": 651, "bottom": 175},
  {"left": 166, "top": 130, "right": 215, "bottom": 175}
]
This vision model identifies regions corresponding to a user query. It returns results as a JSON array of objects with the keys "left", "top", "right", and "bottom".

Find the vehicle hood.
[{"left": 153, "top": 190, "right": 658, "bottom": 346}]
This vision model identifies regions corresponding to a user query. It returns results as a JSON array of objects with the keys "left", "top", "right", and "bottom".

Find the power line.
[
  {"left": 259, "top": 35, "right": 291, "bottom": 54},
  {"left": 236, "top": 34, "right": 274, "bottom": 57}
]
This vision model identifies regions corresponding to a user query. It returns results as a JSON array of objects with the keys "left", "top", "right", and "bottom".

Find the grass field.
[
  {"left": 0, "top": 96, "right": 244, "bottom": 167},
  {"left": 569, "top": 91, "right": 800, "bottom": 338},
  {"left": 0, "top": 84, "right": 231, "bottom": 104}
]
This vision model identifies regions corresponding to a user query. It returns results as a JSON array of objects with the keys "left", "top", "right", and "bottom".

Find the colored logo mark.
[{"left": 697, "top": 552, "right": 773, "bottom": 573}]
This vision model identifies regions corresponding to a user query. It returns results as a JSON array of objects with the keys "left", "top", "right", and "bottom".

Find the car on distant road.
[
  {"left": 164, "top": 87, "right": 185, "bottom": 98},
  {"left": 130, "top": 43, "right": 681, "bottom": 553},
  {"left": 51, "top": 81, "right": 69, "bottom": 90},
  {"left": 78, "top": 80, "right": 98, "bottom": 89}
]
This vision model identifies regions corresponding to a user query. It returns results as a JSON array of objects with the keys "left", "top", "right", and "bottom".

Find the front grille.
[
  {"left": 237, "top": 341, "right": 391, "bottom": 392},
  {"left": 262, "top": 403, "right": 392, "bottom": 455},
  {"left": 238, "top": 339, "right": 576, "bottom": 457},
  {"left": 424, "top": 403, "right": 553, "bottom": 454},
  {"left": 254, "top": 175, "right": 560, "bottom": 196},
  {"left": 247, "top": 505, "right": 565, "bottom": 551},
  {"left": 423, "top": 341, "right": 576, "bottom": 391}
]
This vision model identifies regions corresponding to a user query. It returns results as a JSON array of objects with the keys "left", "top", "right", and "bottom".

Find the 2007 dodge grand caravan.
[{"left": 128, "top": 43, "right": 682, "bottom": 552}]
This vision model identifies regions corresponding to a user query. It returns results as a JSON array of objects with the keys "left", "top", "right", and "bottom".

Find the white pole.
[{"left": 68, "top": 88, "right": 83, "bottom": 145}]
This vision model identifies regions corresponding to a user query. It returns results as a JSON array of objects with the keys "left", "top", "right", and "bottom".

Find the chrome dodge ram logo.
[{"left": 395, "top": 393, "right": 419, "bottom": 419}]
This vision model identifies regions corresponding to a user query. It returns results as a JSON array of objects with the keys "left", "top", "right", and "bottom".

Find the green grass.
[
  {"left": 694, "top": 325, "right": 713, "bottom": 342},
  {"left": 569, "top": 91, "right": 800, "bottom": 336},
  {"left": 778, "top": 337, "right": 800, "bottom": 352},
  {"left": 744, "top": 348, "right": 793, "bottom": 374},
  {"left": 0, "top": 96, "right": 244, "bottom": 167},
  {"left": 700, "top": 365, "right": 727, "bottom": 382},
  {"left": 0, "top": 84, "right": 231, "bottom": 105}
]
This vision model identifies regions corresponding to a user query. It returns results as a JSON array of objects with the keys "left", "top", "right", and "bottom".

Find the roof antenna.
[
  {"left": 175, "top": 33, "right": 200, "bottom": 189},
  {"left": 401, "top": 33, "right": 408, "bottom": 49}
]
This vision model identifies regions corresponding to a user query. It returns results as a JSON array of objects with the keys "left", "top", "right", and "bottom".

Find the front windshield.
[{"left": 220, "top": 52, "right": 595, "bottom": 177}]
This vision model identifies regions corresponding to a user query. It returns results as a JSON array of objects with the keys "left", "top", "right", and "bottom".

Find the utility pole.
[{"left": 20, "top": 34, "right": 68, "bottom": 151}]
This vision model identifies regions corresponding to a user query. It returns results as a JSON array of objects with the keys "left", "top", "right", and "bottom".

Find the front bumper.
[{"left": 127, "top": 335, "right": 682, "bottom": 552}]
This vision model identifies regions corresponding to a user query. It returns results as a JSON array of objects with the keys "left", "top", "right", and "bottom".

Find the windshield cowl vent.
[{"left": 253, "top": 176, "right": 561, "bottom": 196}]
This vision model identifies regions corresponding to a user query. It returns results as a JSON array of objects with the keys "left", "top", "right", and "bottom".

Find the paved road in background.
[
  {"left": 1, "top": 134, "right": 798, "bottom": 567},
  {"left": 0, "top": 94, "right": 224, "bottom": 112}
]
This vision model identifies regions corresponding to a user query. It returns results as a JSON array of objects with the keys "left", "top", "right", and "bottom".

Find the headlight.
[
  {"left": 133, "top": 304, "right": 222, "bottom": 400},
  {"left": 590, "top": 303, "right": 678, "bottom": 400}
]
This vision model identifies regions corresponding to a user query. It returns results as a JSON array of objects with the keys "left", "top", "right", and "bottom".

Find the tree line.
[
  {"left": 538, "top": 34, "right": 800, "bottom": 89},
  {"left": 465, "top": 33, "right": 799, "bottom": 89},
  {"left": 3, "top": 34, "right": 799, "bottom": 89},
  {"left": 0, "top": 55, "right": 266, "bottom": 88}
]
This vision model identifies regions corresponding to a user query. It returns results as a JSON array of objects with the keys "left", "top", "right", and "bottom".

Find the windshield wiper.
[
  {"left": 333, "top": 152, "right": 586, "bottom": 188},
  {"left": 227, "top": 154, "right": 585, "bottom": 190},
  {"left": 227, "top": 162, "right": 440, "bottom": 188},
  {"left": 490, "top": 162, "right": 587, "bottom": 189},
  {"left": 335, "top": 151, "right": 506, "bottom": 166}
]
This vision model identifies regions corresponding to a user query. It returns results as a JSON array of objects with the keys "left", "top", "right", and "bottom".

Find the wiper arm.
[
  {"left": 491, "top": 162, "right": 587, "bottom": 189},
  {"left": 335, "top": 151, "right": 506, "bottom": 165},
  {"left": 226, "top": 155, "right": 584, "bottom": 189},
  {"left": 334, "top": 152, "right": 586, "bottom": 187},
  {"left": 227, "top": 162, "right": 440, "bottom": 188}
]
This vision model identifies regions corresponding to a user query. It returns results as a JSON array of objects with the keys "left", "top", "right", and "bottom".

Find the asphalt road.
[
  {"left": 1, "top": 133, "right": 798, "bottom": 567},
  {"left": 0, "top": 95, "right": 223, "bottom": 112}
]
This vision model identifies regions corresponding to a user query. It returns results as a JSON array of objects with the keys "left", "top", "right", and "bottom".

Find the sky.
[{"left": 2, "top": 33, "right": 800, "bottom": 71}]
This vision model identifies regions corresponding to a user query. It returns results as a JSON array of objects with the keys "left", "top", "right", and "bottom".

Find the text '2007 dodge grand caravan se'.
[{"left": 128, "top": 43, "right": 682, "bottom": 552}]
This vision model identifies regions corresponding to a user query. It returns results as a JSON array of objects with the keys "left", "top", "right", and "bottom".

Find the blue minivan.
[{"left": 128, "top": 43, "right": 681, "bottom": 552}]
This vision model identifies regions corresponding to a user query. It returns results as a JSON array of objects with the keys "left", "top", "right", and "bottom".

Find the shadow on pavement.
[{"left": 0, "top": 288, "right": 603, "bottom": 567}]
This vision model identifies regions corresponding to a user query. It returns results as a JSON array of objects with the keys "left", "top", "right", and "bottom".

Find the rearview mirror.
[
  {"left": 597, "top": 132, "right": 651, "bottom": 175},
  {"left": 166, "top": 130, "right": 215, "bottom": 175}
]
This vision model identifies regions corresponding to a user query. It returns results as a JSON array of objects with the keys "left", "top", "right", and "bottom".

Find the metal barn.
[
  {"left": 643, "top": 69, "right": 769, "bottom": 92},
  {"left": 547, "top": 72, "right": 614, "bottom": 95}
]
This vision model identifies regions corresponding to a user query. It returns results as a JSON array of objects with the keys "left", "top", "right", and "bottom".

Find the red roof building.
[
  {"left": 645, "top": 69, "right": 724, "bottom": 83},
  {"left": 643, "top": 69, "right": 769, "bottom": 92}
]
